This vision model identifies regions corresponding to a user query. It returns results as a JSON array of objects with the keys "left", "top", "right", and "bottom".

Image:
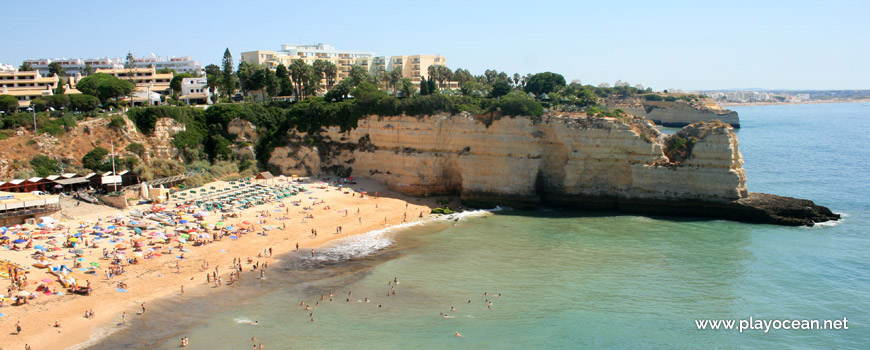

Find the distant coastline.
[{"left": 720, "top": 99, "right": 870, "bottom": 107}]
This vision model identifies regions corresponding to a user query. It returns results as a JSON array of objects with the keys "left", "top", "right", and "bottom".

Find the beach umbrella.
[
  {"left": 17, "top": 291, "right": 31, "bottom": 297},
  {"left": 94, "top": 232, "right": 104, "bottom": 237},
  {"left": 13, "top": 239, "right": 26, "bottom": 243},
  {"left": 68, "top": 237, "right": 78, "bottom": 243},
  {"left": 90, "top": 262, "right": 100, "bottom": 267},
  {"left": 179, "top": 220, "right": 188, "bottom": 224},
  {"left": 74, "top": 249, "right": 84, "bottom": 255},
  {"left": 34, "top": 245, "right": 47, "bottom": 251},
  {"left": 0, "top": 236, "right": 8, "bottom": 241},
  {"left": 133, "top": 227, "right": 143, "bottom": 235},
  {"left": 107, "top": 226, "right": 116, "bottom": 230}
]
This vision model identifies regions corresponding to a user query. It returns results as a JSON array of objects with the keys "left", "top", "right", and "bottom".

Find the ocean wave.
[
  {"left": 68, "top": 322, "right": 122, "bottom": 350},
  {"left": 309, "top": 207, "right": 503, "bottom": 262},
  {"left": 809, "top": 213, "right": 847, "bottom": 228}
]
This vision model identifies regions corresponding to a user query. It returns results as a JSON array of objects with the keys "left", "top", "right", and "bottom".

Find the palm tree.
[
  {"left": 323, "top": 62, "right": 338, "bottom": 90},
  {"left": 437, "top": 65, "right": 453, "bottom": 89},
  {"left": 389, "top": 65, "right": 403, "bottom": 95},
  {"left": 427, "top": 65, "right": 439, "bottom": 90},
  {"left": 513, "top": 73, "right": 520, "bottom": 87},
  {"left": 289, "top": 59, "right": 310, "bottom": 101}
]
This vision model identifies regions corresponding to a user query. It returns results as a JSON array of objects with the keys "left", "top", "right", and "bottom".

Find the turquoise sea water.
[{"left": 87, "top": 103, "right": 870, "bottom": 349}]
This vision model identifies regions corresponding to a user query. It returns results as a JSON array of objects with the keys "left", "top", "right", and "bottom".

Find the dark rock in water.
[
  {"left": 463, "top": 192, "right": 840, "bottom": 227},
  {"left": 727, "top": 193, "right": 840, "bottom": 226}
]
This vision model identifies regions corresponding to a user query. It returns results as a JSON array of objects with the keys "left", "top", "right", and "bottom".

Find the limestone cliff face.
[
  {"left": 268, "top": 113, "right": 747, "bottom": 207},
  {"left": 611, "top": 99, "right": 740, "bottom": 128}
]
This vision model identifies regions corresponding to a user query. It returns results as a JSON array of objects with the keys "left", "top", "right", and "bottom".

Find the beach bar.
[{"left": 0, "top": 191, "right": 61, "bottom": 226}]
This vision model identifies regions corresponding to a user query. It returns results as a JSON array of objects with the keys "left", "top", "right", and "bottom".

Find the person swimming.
[{"left": 455, "top": 332, "right": 464, "bottom": 337}]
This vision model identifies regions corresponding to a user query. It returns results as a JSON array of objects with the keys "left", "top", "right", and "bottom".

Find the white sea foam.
[
  {"left": 68, "top": 323, "right": 123, "bottom": 350},
  {"left": 310, "top": 207, "right": 503, "bottom": 262}
]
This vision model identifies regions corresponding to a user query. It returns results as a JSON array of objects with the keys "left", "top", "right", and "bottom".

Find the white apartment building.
[
  {"left": 0, "top": 63, "right": 16, "bottom": 73},
  {"left": 131, "top": 55, "right": 203, "bottom": 75},
  {"left": 178, "top": 77, "right": 216, "bottom": 105},
  {"left": 22, "top": 55, "right": 202, "bottom": 77},
  {"left": 22, "top": 57, "right": 123, "bottom": 76}
]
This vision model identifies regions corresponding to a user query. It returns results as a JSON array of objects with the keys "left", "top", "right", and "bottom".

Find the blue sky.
[{"left": 4, "top": 0, "right": 867, "bottom": 90}]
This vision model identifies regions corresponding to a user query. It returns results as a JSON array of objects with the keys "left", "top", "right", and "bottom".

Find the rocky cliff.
[
  {"left": 608, "top": 98, "right": 740, "bottom": 128},
  {"left": 263, "top": 112, "right": 837, "bottom": 225}
]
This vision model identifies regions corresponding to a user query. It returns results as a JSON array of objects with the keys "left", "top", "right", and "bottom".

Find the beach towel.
[{"left": 116, "top": 288, "right": 127, "bottom": 293}]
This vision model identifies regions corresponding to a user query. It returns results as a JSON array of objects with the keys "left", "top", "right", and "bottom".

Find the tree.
[
  {"left": 490, "top": 80, "right": 512, "bottom": 98},
  {"left": 312, "top": 59, "right": 328, "bottom": 85},
  {"left": 346, "top": 65, "right": 371, "bottom": 87},
  {"left": 289, "top": 59, "right": 310, "bottom": 101},
  {"left": 19, "top": 62, "right": 33, "bottom": 71},
  {"left": 82, "top": 147, "right": 110, "bottom": 172},
  {"left": 389, "top": 65, "right": 403, "bottom": 93},
  {"left": 512, "top": 73, "right": 521, "bottom": 87},
  {"left": 30, "top": 155, "right": 62, "bottom": 177},
  {"left": 420, "top": 77, "right": 430, "bottom": 95},
  {"left": 428, "top": 77, "right": 437, "bottom": 94},
  {"left": 398, "top": 78, "right": 415, "bottom": 97},
  {"left": 76, "top": 73, "right": 135, "bottom": 104},
  {"left": 275, "top": 63, "right": 293, "bottom": 96},
  {"left": 170, "top": 73, "right": 194, "bottom": 94},
  {"left": 0, "top": 94, "right": 19, "bottom": 113},
  {"left": 48, "top": 62, "right": 66, "bottom": 77},
  {"left": 304, "top": 71, "right": 321, "bottom": 98},
  {"left": 325, "top": 80, "right": 351, "bottom": 101},
  {"left": 453, "top": 68, "right": 472, "bottom": 85},
  {"left": 427, "top": 65, "right": 439, "bottom": 88},
  {"left": 236, "top": 61, "right": 256, "bottom": 96},
  {"left": 460, "top": 81, "right": 484, "bottom": 97},
  {"left": 203, "top": 64, "right": 221, "bottom": 99},
  {"left": 30, "top": 98, "right": 48, "bottom": 112},
  {"left": 45, "top": 94, "right": 69, "bottom": 110},
  {"left": 322, "top": 61, "right": 338, "bottom": 89},
  {"left": 69, "top": 94, "right": 100, "bottom": 111},
  {"left": 436, "top": 65, "right": 452, "bottom": 89},
  {"left": 83, "top": 63, "right": 95, "bottom": 76},
  {"left": 484, "top": 69, "right": 498, "bottom": 84},
  {"left": 524, "top": 72, "right": 566, "bottom": 95},
  {"left": 124, "top": 52, "right": 136, "bottom": 69},
  {"left": 55, "top": 78, "right": 66, "bottom": 95},
  {"left": 221, "top": 48, "right": 235, "bottom": 96}
]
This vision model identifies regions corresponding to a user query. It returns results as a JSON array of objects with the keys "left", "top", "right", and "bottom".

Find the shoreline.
[
  {"left": 0, "top": 176, "right": 442, "bottom": 350},
  {"left": 719, "top": 99, "right": 870, "bottom": 107}
]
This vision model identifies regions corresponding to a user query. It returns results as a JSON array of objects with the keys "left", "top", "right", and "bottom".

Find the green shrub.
[
  {"left": 644, "top": 94, "right": 663, "bottom": 101},
  {"left": 109, "top": 116, "right": 125, "bottom": 129},
  {"left": 126, "top": 142, "right": 145, "bottom": 157},
  {"left": 30, "top": 155, "right": 62, "bottom": 177}
]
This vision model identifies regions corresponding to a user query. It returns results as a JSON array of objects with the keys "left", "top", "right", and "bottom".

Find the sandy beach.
[{"left": 0, "top": 176, "right": 438, "bottom": 350}]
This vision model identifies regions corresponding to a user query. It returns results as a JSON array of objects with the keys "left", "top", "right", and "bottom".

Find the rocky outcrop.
[
  {"left": 611, "top": 99, "right": 740, "bottom": 128},
  {"left": 227, "top": 118, "right": 259, "bottom": 142},
  {"left": 265, "top": 112, "right": 838, "bottom": 225}
]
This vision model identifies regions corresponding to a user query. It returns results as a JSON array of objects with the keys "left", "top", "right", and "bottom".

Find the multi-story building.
[
  {"left": 386, "top": 55, "right": 447, "bottom": 84},
  {"left": 242, "top": 43, "right": 453, "bottom": 92},
  {"left": 178, "top": 77, "right": 216, "bottom": 105},
  {"left": 0, "top": 63, "right": 16, "bottom": 73},
  {"left": 0, "top": 70, "right": 60, "bottom": 107},
  {"left": 242, "top": 43, "right": 376, "bottom": 82},
  {"left": 22, "top": 57, "right": 122, "bottom": 76},
  {"left": 93, "top": 67, "right": 173, "bottom": 93},
  {"left": 22, "top": 55, "right": 201, "bottom": 77},
  {"left": 131, "top": 55, "right": 202, "bottom": 75}
]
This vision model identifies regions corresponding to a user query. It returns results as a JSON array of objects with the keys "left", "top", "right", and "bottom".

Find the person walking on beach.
[
  {"left": 16, "top": 320, "right": 21, "bottom": 335},
  {"left": 121, "top": 312, "right": 127, "bottom": 325},
  {"left": 141, "top": 302, "right": 146, "bottom": 315},
  {"left": 311, "top": 249, "right": 315, "bottom": 257}
]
